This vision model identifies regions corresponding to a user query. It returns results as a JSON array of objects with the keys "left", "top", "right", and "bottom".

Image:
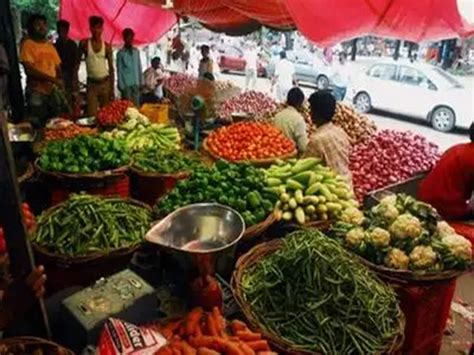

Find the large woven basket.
[
  {"left": 232, "top": 239, "right": 406, "bottom": 355},
  {"left": 0, "top": 337, "right": 73, "bottom": 354},
  {"left": 32, "top": 198, "right": 150, "bottom": 293},
  {"left": 202, "top": 139, "right": 297, "bottom": 167},
  {"left": 354, "top": 255, "right": 469, "bottom": 285},
  {"left": 241, "top": 212, "right": 277, "bottom": 242}
]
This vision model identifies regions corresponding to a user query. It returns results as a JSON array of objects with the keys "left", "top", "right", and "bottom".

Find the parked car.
[
  {"left": 348, "top": 60, "right": 473, "bottom": 132},
  {"left": 266, "top": 51, "right": 336, "bottom": 89},
  {"left": 217, "top": 46, "right": 267, "bottom": 77}
]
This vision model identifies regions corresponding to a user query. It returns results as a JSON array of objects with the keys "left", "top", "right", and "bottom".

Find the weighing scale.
[{"left": 145, "top": 203, "right": 245, "bottom": 310}]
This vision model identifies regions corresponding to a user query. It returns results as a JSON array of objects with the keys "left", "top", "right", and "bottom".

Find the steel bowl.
[{"left": 145, "top": 203, "right": 245, "bottom": 277}]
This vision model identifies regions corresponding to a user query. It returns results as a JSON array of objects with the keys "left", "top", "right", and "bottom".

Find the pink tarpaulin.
[
  {"left": 285, "top": 0, "right": 474, "bottom": 46},
  {"left": 59, "top": 0, "right": 177, "bottom": 45},
  {"left": 131, "top": 0, "right": 473, "bottom": 44}
]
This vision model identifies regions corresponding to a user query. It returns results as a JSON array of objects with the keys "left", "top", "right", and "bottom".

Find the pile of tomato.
[
  {"left": 206, "top": 122, "right": 295, "bottom": 161},
  {"left": 96, "top": 100, "right": 133, "bottom": 126},
  {"left": 0, "top": 203, "right": 36, "bottom": 253}
]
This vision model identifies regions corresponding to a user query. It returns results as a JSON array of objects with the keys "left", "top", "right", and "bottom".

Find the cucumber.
[
  {"left": 282, "top": 211, "right": 293, "bottom": 221},
  {"left": 294, "top": 190, "right": 304, "bottom": 204},
  {"left": 303, "top": 196, "right": 319, "bottom": 205},
  {"left": 295, "top": 207, "right": 306, "bottom": 225},
  {"left": 288, "top": 198, "right": 298, "bottom": 209},
  {"left": 290, "top": 158, "right": 321, "bottom": 174},
  {"left": 305, "top": 205, "right": 316, "bottom": 214},
  {"left": 286, "top": 179, "right": 305, "bottom": 190},
  {"left": 267, "top": 177, "right": 282, "bottom": 187},
  {"left": 291, "top": 171, "right": 313, "bottom": 186},
  {"left": 305, "top": 182, "right": 323, "bottom": 195},
  {"left": 317, "top": 204, "right": 328, "bottom": 213},
  {"left": 280, "top": 193, "right": 290, "bottom": 203}
]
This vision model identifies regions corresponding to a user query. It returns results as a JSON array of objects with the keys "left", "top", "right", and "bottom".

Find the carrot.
[
  {"left": 161, "top": 320, "right": 182, "bottom": 336},
  {"left": 246, "top": 341, "right": 270, "bottom": 352},
  {"left": 155, "top": 346, "right": 173, "bottom": 355},
  {"left": 256, "top": 352, "right": 278, "bottom": 355},
  {"left": 181, "top": 341, "right": 197, "bottom": 355},
  {"left": 205, "top": 314, "right": 218, "bottom": 336},
  {"left": 239, "top": 342, "right": 256, "bottom": 355},
  {"left": 161, "top": 329, "right": 174, "bottom": 340},
  {"left": 197, "top": 348, "right": 219, "bottom": 355},
  {"left": 236, "top": 331, "right": 261, "bottom": 342},
  {"left": 230, "top": 320, "right": 248, "bottom": 334},
  {"left": 211, "top": 307, "right": 226, "bottom": 336},
  {"left": 185, "top": 308, "right": 204, "bottom": 336},
  {"left": 171, "top": 348, "right": 182, "bottom": 355},
  {"left": 221, "top": 340, "right": 244, "bottom": 355},
  {"left": 190, "top": 336, "right": 221, "bottom": 350},
  {"left": 194, "top": 323, "right": 203, "bottom": 337}
]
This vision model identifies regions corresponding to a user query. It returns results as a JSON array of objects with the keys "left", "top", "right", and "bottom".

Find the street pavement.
[{"left": 219, "top": 58, "right": 472, "bottom": 152}]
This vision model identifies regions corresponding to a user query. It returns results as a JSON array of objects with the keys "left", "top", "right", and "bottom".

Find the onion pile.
[
  {"left": 217, "top": 91, "right": 278, "bottom": 120},
  {"left": 350, "top": 130, "right": 440, "bottom": 201},
  {"left": 163, "top": 73, "right": 196, "bottom": 96},
  {"left": 333, "top": 103, "right": 377, "bottom": 144}
]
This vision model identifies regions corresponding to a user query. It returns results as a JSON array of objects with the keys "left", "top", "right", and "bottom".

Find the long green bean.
[
  {"left": 34, "top": 194, "right": 152, "bottom": 256},
  {"left": 241, "top": 229, "right": 401, "bottom": 355}
]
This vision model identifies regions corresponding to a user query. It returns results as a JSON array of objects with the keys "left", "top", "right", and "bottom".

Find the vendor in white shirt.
[
  {"left": 273, "top": 51, "right": 295, "bottom": 103},
  {"left": 244, "top": 44, "right": 258, "bottom": 90},
  {"left": 142, "top": 56, "right": 165, "bottom": 104}
]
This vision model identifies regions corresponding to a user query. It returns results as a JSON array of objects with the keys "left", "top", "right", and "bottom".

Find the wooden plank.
[{"left": 0, "top": 113, "right": 50, "bottom": 337}]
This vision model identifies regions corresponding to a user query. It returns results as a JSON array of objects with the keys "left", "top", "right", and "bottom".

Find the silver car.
[{"left": 348, "top": 60, "right": 473, "bottom": 132}]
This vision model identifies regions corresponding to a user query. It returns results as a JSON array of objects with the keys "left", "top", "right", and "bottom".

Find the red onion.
[
  {"left": 350, "top": 130, "right": 440, "bottom": 201},
  {"left": 163, "top": 74, "right": 197, "bottom": 96},
  {"left": 217, "top": 91, "right": 278, "bottom": 120}
]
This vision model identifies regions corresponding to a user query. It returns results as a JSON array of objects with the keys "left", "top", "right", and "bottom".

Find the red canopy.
[
  {"left": 59, "top": 0, "right": 177, "bottom": 45},
  {"left": 61, "top": 0, "right": 474, "bottom": 45}
]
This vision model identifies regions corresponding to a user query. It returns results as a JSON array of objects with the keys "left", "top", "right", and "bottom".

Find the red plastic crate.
[
  {"left": 394, "top": 278, "right": 457, "bottom": 355},
  {"left": 50, "top": 175, "right": 130, "bottom": 205}
]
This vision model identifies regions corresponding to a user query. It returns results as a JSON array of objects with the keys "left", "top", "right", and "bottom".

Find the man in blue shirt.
[{"left": 117, "top": 28, "right": 142, "bottom": 105}]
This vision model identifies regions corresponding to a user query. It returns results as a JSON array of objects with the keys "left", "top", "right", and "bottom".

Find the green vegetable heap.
[
  {"left": 266, "top": 157, "right": 358, "bottom": 224},
  {"left": 241, "top": 229, "right": 401, "bottom": 354},
  {"left": 102, "top": 118, "right": 180, "bottom": 153},
  {"left": 39, "top": 135, "right": 129, "bottom": 174},
  {"left": 34, "top": 194, "right": 152, "bottom": 256},
  {"left": 329, "top": 194, "right": 472, "bottom": 271},
  {"left": 133, "top": 149, "right": 203, "bottom": 174},
  {"left": 155, "top": 160, "right": 277, "bottom": 226}
]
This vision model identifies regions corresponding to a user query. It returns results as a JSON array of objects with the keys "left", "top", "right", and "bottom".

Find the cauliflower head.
[
  {"left": 384, "top": 248, "right": 410, "bottom": 270},
  {"left": 441, "top": 234, "right": 472, "bottom": 262},
  {"left": 389, "top": 213, "right": 422, "bottom": 239},
  {"left": 379, "top": 194, "right": 397, "bottom": 206},
  {"left": 345, "top": 227, "right": 365, "bottom": 247},
  {"left": 372, "top": 202, "right": 399, "bottom": 223},
  {"left": 340, "top": 207, "right": 365, "bottom": 225},
  {"left": 436, "top": 221, "right": 456, "bottom": 238},
  {"left": 369, "top": 227, "right": 391, "bottom": 247},
  {"left": 409, "top": 245, "right": 437, "bottom": 269}
]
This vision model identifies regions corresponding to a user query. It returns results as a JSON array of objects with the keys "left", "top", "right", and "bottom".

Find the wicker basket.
[
  {"left": 32, "top": 198, "right": 150, "bottom": 293},
  {"left": 35, "top": 160, "right": 130, "bottom": 205},
  {"left": 202, "top": 139, "right": 297, "bottom": 167},
  {"left": 17, "top": 162, "right": 34, "bottom": 185},
  {"left": 130, "top": 167, "right": 189, "bottom": 206},
  {"left": 242, "top": 212, "right": 277, "bottom": 242},
  {"left": 232, "top": 239, "right": 406, "bottom": 355},
  {"left": 0, "top": 337, "right": 73, "bottom": 354},
  {"left": 355, "top": 256, "right": 468, "bottom": 285}
]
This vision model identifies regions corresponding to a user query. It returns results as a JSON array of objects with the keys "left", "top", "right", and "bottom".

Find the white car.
[{"left": 348, "top": 60, "right": 473, "bottom": 131}]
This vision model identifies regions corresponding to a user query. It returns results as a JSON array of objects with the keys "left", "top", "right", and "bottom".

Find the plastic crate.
[{"left": 50, "top": 175, "right": 130, "bottom": 206}]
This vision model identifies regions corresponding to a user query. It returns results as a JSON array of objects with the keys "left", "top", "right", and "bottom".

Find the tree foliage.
[{"left": 12, "top": 0, "right": 59, "bottom": 30}]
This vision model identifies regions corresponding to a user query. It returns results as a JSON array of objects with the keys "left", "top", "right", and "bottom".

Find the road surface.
[{"left": 219, "top": 67, "right": 471, "bottom": 152}]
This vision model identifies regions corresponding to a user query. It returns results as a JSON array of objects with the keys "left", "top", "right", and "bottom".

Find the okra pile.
[
  {"left": 241, "top": 229, "right": 401, "bottom": 354},
  {"left": 34, "top": 194, "right": 152, "bottom": 256},
  {"left": 155, "top": 160, "right": 277, "bottom": 226}
]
